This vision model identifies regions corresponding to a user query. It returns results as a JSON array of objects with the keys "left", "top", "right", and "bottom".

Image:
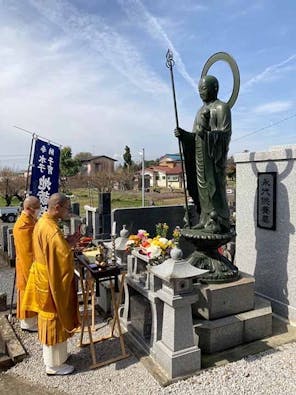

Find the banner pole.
[{"left": 25, "top": 133, "right": 36, "bottom": 196}]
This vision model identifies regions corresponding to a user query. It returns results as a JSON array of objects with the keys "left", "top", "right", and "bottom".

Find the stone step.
[
  {"left": 193, "top": 296, "right": 272, "bottom": 354},
  {"left": 0, "top": 314, "right": 26, "bottom": 364}
]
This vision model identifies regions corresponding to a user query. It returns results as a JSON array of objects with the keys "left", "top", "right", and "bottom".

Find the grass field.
[
  {"left": 70, "top": 188, "right": 185, "bottom": 215},
  {"left": 0, "top": 197, "right": 21, "bottom": 207},
  {"left": 0, "top": 181, "right": 235, "bottom": 215},
  {"left": 0, "top": 189, "right": 185, "bottom": 214}
]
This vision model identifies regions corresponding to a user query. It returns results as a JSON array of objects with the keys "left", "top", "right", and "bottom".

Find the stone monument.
[{"left": 234, "top": 146, "right": 296, "bottom": 322}]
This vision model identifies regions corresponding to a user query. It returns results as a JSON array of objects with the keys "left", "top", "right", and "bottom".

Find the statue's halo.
[{"left": 201, "top": 52, "right": 240, "bottom": 109}]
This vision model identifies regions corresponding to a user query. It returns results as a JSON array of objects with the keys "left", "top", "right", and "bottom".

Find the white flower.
[
  {"left": 158, "top": 237, "right": 168, "bottom": 244},
  {"left": 146, "top": 245, "right": 162, "bottom": 259}
]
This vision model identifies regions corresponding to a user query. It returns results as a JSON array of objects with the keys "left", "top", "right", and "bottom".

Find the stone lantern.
[{"left": 151, "top": 247, "right": 208, "bottom": 379}]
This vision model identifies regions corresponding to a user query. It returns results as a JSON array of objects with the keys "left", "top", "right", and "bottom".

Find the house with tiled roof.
[
  {"left": 143, "top": 153, "right": 183, "bottom": 190},
  {"left": 159, "top": 153, "right": 181, "bottom": 167}
]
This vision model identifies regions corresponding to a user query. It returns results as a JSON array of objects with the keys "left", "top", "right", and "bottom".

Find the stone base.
[
  {"left": 96, "top": 280, "right": 112, "bottom": 313},
  {"left": 0, "top": 315, "right": 26, "bottom": 363},
  {"left": 154, "top": 340, "right": 201, "bottom": 379},
  {"left": 192, "top": 272, "right": 255, "bottom": 320},
  {"left": 194, "top": 296, "right": 272, "bottom": 354},
  {"left": 130, "top": 294, "right": 152, "bottom": 342}
]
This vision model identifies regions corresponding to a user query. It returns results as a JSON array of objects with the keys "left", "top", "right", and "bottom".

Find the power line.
[
  {"left": 233, "top": 113, "right": 296, "bottom": 142},
  {"left": 0, "top": 154, "right": 27, "bottom": 159}
]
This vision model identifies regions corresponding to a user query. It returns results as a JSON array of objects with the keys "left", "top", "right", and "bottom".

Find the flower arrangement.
[
  {"left": 172, "top": 226, "right": 181, "bottom": 244},
  {"left": 155, "top": 222, "right": 169, "bottom": 238},
  {"left": 125, "top": 224, "right": 182, "bottom": 264}
]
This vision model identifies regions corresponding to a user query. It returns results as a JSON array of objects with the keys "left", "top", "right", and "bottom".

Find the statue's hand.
[
  {"left": 174, "top": 127, "right": 186, "bottom": 138},
  {"left": 196, "top": 124, "right": 205, "bottom": 138},
  {"left": 199, "top": 107, "right": 210, "bottom": 130},
  {"left": 197, "top": 129, "right": 205, "bottom": 138}
]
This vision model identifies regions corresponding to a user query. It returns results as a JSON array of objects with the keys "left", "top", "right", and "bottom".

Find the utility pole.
[{"left": 141, "top": 148, "right": 145, "bottom": 207}]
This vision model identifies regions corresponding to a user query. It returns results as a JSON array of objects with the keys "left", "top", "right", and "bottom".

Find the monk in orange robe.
[
  {"left": 22, "top": 193, "right": 80, "bottom": 375},
  {"left": 13, "top": 195, "right": 40, "bottom": 331}
]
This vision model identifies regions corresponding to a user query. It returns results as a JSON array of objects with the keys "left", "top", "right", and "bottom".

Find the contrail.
[
  {"left": 118, "top": 0, "right": 197, "bottom": 91},
  {"left": 242, "top": 54, "right": 296, "bottom": 91}
]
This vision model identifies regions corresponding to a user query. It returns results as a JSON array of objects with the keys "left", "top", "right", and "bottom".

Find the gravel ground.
[
  {"left": 2, "top": 265, "right": 296, "bottom": 394},
  {"left": 4, "top": 326, "right": 296, "bottom": 395}
]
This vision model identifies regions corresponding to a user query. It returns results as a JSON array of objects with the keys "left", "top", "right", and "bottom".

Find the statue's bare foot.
[
  {"left": 203, "top": 222, "right": 221, "bottom": 233},
  {"left": 193, "top": 222, "right": 205, "bottom": 230}
]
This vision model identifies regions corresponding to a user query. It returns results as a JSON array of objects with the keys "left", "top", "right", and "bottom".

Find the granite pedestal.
[
  {"left": 192, "top": 272, "right": 272, "bottom": 354},
  {"left": 194, "top": 296, "right": 272, "bottom": 353},
  {"left": 192, "top": 272, "right": 255, "bottom": 320}
]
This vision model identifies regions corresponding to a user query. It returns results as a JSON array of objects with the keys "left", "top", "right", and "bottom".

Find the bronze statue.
[
  {"left": 168, "top": 51, "right": 240, "bottom": 282},
  {"left": 175, "top": 75, "right": 231, "bottom": 233}
]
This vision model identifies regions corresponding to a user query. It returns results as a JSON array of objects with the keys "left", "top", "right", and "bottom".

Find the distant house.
[
  {"left": 159, "top": 153, "right": 181, "bottom": 167},
  {"left": 80, "top": 155, "right": 117, "bottom": 175},
  {"left": 141, "top": 153, "right": 183, "bottom": 190}
]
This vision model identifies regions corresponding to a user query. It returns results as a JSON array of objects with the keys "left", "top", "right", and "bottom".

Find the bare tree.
[
  {"left": 89, "top": 171, "right": 117, "bottom": 192},
  {"left": 68, "top": 172, "right": 117, "bottom": 193},
  {"left": 0, "top": 168, "right": 26, "bottom": 206},
  {"left": 115, "top": 167, "right": 135, "bottom": 191}
]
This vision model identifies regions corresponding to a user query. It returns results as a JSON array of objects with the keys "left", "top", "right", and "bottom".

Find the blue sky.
[{"left": 0, "top": 0, "right": 295, "bottom": 169}]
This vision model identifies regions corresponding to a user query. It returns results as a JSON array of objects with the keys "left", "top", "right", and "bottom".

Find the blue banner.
[{"left": 30, "top": 138, "right": 60, "bottom": 212}]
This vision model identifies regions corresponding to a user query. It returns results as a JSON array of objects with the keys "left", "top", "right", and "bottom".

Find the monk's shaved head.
[
  {"left": 48, "top": 193, "right": 69, "bottom": 209},
  {"left": 23, "top": 196, "right": 40, "bottom": 210}
]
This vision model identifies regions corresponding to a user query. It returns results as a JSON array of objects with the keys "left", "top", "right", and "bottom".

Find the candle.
[{"left": 112, "top": 221, "right": 116, "bottom": 236}]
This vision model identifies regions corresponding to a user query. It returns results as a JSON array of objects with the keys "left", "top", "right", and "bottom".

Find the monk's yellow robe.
[
  {"left": 22, "top": 213, "right": 80, "bottom": 345},
  {"left": 13, "top": 211, "right": 37, "bottom": 320}
]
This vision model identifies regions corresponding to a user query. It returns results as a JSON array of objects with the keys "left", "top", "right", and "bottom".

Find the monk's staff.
[{"left": 166, "top": 49, "right": 191, "bottom": 228}]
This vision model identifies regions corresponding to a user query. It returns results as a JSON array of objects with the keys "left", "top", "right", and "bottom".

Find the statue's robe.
[
  {"left": 181, "top": 99, "right": 231, "bottom": 230},
  {"left": 13, "top": 212, "right": 37, "bottom": 320},
  {"left": 22, "top": 213, "right": 80, "bottom": 345}
]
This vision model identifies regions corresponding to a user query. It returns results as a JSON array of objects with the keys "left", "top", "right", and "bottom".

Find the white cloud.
[
  {"left": 254, "top": 101, "right": 293, "bottom": 114},
  {"left": 29, "top": 0, "right": 169, "bottom": 95},
  {"left": 0, "top": 0, "right": 182, "bottom": 169}
]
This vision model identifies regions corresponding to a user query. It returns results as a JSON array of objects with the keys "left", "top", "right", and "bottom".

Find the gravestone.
[
  {"left": 71, "top": 202, "right": 80, "bottom": 216},
  {"left": 84, "top": 205, "right": 100, "bottom": 239},
  {"left": 0, "top": 225, "right": 9, "bottom": 251},
  {"left": 70, "top": 217, "right": 81, "bottom": 235},
  {"left": 234, "top": 146, "right": 296, "bottom": 322},
  {"left": 7, "top": 228, "right": 15, "bottom": 262},
  {"left": 98, "top": 192, "right": 111, "bottom": 239}
]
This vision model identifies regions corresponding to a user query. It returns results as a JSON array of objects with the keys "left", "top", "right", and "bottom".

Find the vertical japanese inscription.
[
  {"left": 30, "top": 139, "right": 60, "bottom": 212},
  {"left": 257, "top": 172, "right": 277, "bottom": 230}
]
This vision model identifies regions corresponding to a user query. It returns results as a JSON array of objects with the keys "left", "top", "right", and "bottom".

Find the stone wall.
[{"left": 234, "top": 146, "right": 296, "bottom": 322}]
